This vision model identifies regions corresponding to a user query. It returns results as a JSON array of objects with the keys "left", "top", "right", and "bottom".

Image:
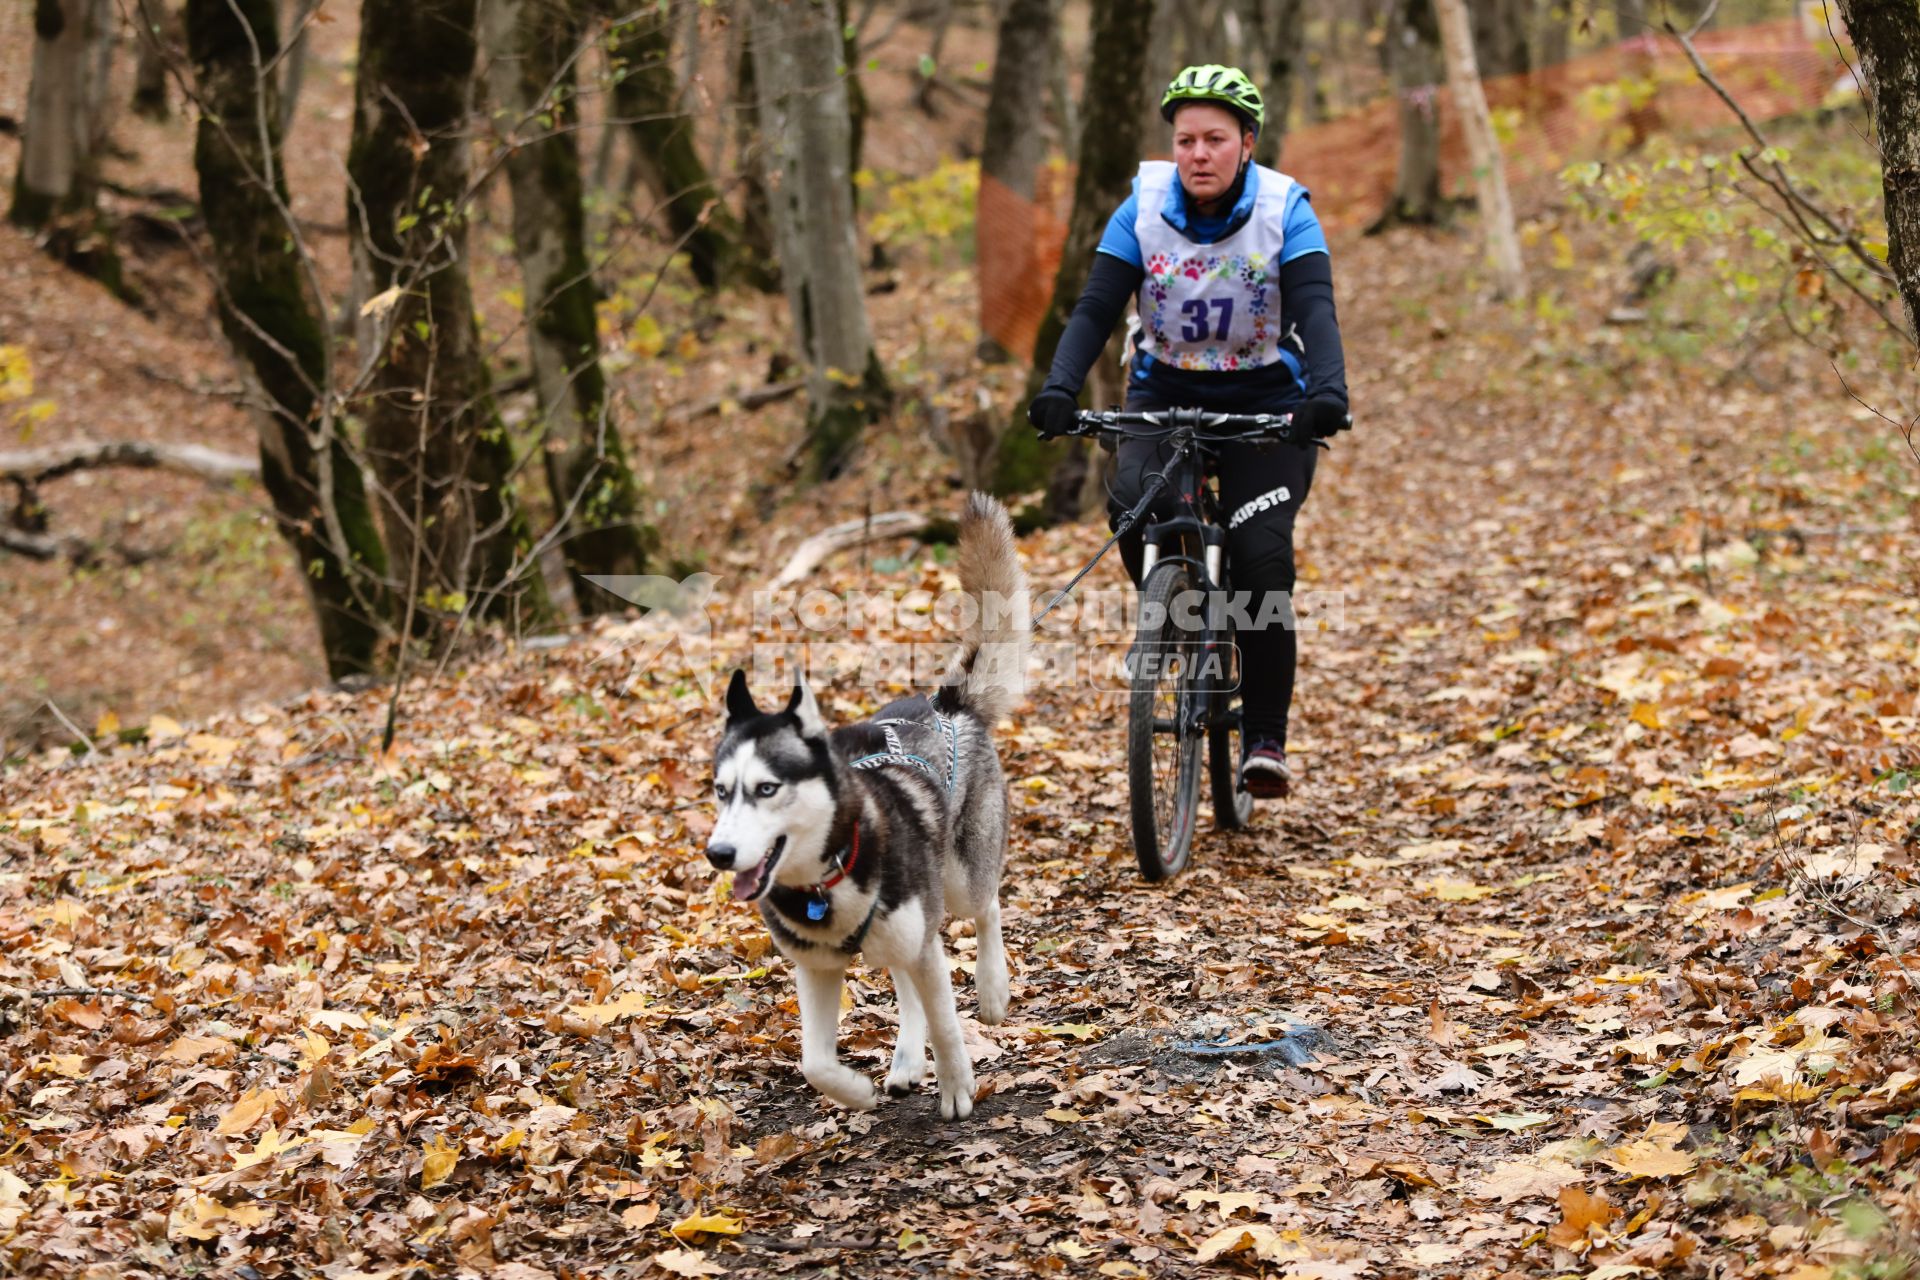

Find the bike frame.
[{"left": 1067, "top": 407, "right": 1307, "bottom": 735}]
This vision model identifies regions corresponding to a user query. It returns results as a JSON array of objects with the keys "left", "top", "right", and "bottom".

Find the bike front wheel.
[{"left": 1127, "top": 561, "right": 1206, "bottom": 881}]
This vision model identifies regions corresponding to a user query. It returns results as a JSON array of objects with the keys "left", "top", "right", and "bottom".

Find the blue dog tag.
[{"left": 806, "top": 896, "right": 828, "bottom": 922}]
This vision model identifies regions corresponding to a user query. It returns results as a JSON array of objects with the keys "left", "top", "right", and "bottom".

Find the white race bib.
[{"left": 1133, "top": 161, "right": 1295, "bottom": 373}]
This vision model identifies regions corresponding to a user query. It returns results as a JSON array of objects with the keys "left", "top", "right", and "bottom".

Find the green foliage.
[
  {"left": 1562, "top": 115, "right": 1897, "bottom": 367},
  {"left": 859, "top": 159, "right": 978, "bottom": 268}
]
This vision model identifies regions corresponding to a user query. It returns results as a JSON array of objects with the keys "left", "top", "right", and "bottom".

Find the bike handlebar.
[{"left": 1065, "top": 407, "right": 1308, "bottom": 444}]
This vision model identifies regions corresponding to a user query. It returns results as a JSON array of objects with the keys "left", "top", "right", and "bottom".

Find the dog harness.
[{"left": 848, "top": 710, "right": 958, "bottom": 791}]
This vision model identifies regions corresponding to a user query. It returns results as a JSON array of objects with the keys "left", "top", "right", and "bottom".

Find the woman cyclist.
[{"left": 1027, "top": 64, "right": 1350, "bottom": 801}]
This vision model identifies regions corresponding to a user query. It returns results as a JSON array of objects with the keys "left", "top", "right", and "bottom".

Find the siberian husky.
[{"left": 705, "top": 493, "right": 1029, "bottom": 1120}]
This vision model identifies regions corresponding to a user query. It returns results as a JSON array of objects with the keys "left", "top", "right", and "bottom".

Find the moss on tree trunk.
[
  {"left": 348, "top": 0, "right": 548, "bottom": 627},
  {"left": 604, "top": 4, "right": 769, "bottom": 291},
  {"left": 185, "top": 0, "right": 393, "bottom": 677},
  {"left": 997, "top": 0, "right": 1155, "bottom": 505},
  {"left": 487, "top": 0, "right": 655, "bottom": 613}
]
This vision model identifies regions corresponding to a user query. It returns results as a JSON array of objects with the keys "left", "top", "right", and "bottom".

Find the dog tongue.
[{"left": 731, "top": 860, "right": 766, "bottom": 901}]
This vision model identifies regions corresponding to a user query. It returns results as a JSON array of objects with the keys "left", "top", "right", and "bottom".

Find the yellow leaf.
[
  {"left": 230, "top": 1125, "right": 304, "bottom": 1171},
  {"left": 1193, "top": 1222, "right": 1309, "bottom": 1263},
  {"left": 670, "top": 1208, "right": 745, "bottom": 1241},
  {"left": 214, "top": 1087, "right": 279, "bottom": 1137},
  {"left": 1043, "top": 1108, "right": 1085, "bottom": 1124},
  {"left": 94, "top": 709, "right": 120, "bottom": 737},
  {"left": 420, "top": 1133, "right": 460, "bottom": 1190},
  {"left": 299, "top": 1030, "right": 331, "bottom": 1067},
  {"left": 1428, "top": 879, "right": 1497, "bottom": 902},
  {"left": 188, "top": 733, "right": 240, "bottom": 761},
  {"left": 1630, "top": 702, "right": 1662, "bottom": 730},
  {"left": 494, "top": 1127, "right": 526, "bottom": 1155},
  {"left": 360, "top": 284, "right": 405, "bottom": 318},
  {"left": 147, "top": 714, "right": 184, "bottom": 742},
  {"left": 1033, "top": 1023, "right": 1101, "bottom": 1041},
  {"left": 167, "top": 1193, "right": 227, "bottom": 1241},
  {"left": 1601, "top": 1126, "right": 1697, "bottom": 1179},
  {"left": 1053, "top": 1239, "right": 1093, "bottom": 1259},
  {"left": 568, "top": 989, "right": 650, "bottom": 1029}
]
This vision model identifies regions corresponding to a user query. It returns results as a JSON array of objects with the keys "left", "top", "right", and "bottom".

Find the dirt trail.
[{"left": 2, "top": 225, "right": 1916, "bottom": 1277}]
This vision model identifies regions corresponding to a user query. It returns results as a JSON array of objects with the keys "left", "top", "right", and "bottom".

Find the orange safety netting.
[{"left": 977, "top": 15, "right": 1854, "bottom": 361}]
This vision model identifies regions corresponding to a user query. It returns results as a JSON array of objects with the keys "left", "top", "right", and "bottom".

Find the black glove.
[
  {"left": 1027, "top": 389, "right": 1079, "bottom": 439},
  {"left": 1292, "top": 398, "right": 1351, "bottom": 440}
]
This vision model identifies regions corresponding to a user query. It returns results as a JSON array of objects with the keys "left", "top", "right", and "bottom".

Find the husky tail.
[{"left": 940, "top": 491, "right": 1029, "bottom": 724}]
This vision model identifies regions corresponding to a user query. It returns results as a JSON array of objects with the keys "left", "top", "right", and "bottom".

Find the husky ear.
[
  {"left": 785, "top": 681, "right": 826, "bottom": 738},
  {"left": 725, "top": 669, "right": 759, "bottom": 723}
]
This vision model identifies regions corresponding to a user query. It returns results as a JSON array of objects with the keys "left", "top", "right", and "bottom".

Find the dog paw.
[
  {"left": 807, "top": 1066, "right": 877, "bottom": 1111},
  {"left": 937, "top": 1069, "right": 977, "bottom": 1121},
  {"left": 976, "top": 982, "right": 1009, "bottom": 1026},
  {"left": 885, "top": 1060, "right": 924, "bottom": 1097}
]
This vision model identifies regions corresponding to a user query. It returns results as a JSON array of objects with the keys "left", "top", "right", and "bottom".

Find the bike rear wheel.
[
  {"left": 1208, "top": 619, "right": 1254, "bottom": 831},
  {"left": 1128, "top": 561, "right": 1205, "bottom": 881}
]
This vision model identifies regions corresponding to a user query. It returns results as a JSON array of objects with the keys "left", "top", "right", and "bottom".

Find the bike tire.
[{"left": 1127, "top": 562, "right": 1205, "bottom": 881}]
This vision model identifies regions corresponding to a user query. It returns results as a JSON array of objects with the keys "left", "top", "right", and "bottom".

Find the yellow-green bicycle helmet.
[{"left": 1160, "top": 64, "right": 1265, "bottom": 136}]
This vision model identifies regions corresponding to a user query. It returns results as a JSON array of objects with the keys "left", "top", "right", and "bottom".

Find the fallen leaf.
[
  {"left": 650, "top": 1248, "right": 726, "bottom": 1277},
  {"left": 1601, "top": 1123, "right": 1697, "bottom": 1179},
  {"left": 420, "top": 1133, "right": 460, "bottom": 1190},
  {"left": 1470, "top": 1158, "right": 1584, "bottom": 1203},
  {"left": 670, "top": 1208, "right": 745, "bottom": 1241},
  {"left": 214, "top": 1087, "right": 279, "bottom": 1137}
]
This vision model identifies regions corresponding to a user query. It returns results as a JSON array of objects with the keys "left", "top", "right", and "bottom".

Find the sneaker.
[{"left": 1241, "top": 739, "right": 1291, "bottom": 799}]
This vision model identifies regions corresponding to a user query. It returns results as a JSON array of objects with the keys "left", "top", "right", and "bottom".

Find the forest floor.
[
  {"left": 5, "top": 193, "right": 1920, "bottom": 1275},
  {"left": 6, "top": 9, "right": 1920, "bottom": 1280}
]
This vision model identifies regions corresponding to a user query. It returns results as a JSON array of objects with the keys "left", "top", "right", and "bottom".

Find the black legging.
[{"left": 1106, "top": 415, "right": 1317, "bottom": 747}]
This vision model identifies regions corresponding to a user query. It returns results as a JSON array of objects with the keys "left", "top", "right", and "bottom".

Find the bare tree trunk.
[
  {"left": 348, "top": 0, "right": 548, "bottom": 625},
  {"left": 603, "top": 2, "right": 763, "bottom": 291},
  {"left": 132, "top": 0, "right": 176, "bottom": 119},
  {"left": 1435, "top": 0, "right": 1525, "bottom": 298},
  {"left": 730, "top": 17, "right": 779, "bottom": 277},
  {"left": 1369, "top": 0, "right": 1445, "bottom": 231},
  {"left": 84, "top": 0, "right": 117, "bottom": 158},
  {"left": 1138, "top": 0, "right": 1176, "bottom": 153},
  {"left": 1535, "top": 0, "right": 1572, "bottom": 65},
  {"left": 1046, "top": 11, "right": 1076, "bottom": 166},
  {"left": 996, "top": 0, "right": 1155, "bottom": 505},
  {"left": 842, "top": 16, "right": 867, "bottom": 189},
  {"left": 12, "top": 0, "right": 125, "bottom": 291},
  {"left": 1468, "top": 0, "right": 1528, "bottom": 78},
  {"left": 751, "top": 0, "right": 889, "bottom": 481},
  {"left": 976, "top": 0, "right": 1054, "bottom": 363},
  {"left": 1833, "top": 0, "right": 1920, "bottom": 346},
  {"left": 12, "top": 0, "right": 95, "bottom": 230},
  {"left": 185, "top": 0, "right": 394, "bottom": 676},
  {"left": 279, "top": 0, "right": 323, "bottom": 136},
  {"left": 1255, "top": 0, "right": 1306, "bottom": 167},
  {"left": 485, "top": 0, "right": 653, "bottom": 612}
]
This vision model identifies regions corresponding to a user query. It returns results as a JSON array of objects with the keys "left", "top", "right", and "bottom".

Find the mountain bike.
[{"left": 1060, "top": 407, "right": 1310, "bottom": 881}]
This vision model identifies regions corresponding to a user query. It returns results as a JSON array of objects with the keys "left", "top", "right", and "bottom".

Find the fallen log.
[
  {"left": 667, "top": 379, "right": 804, "bottom": 425},
  {"left": 770, "top": 511, "right": 961, "bottom": 588},
  {"left": 0, "top": 440, "right": 258, "bottom": 485}
]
